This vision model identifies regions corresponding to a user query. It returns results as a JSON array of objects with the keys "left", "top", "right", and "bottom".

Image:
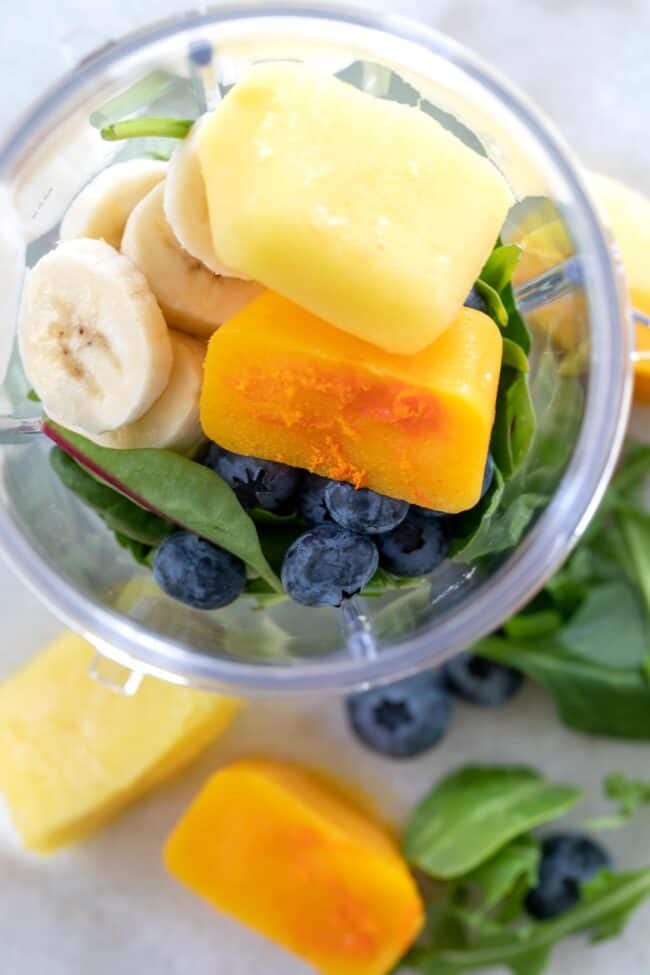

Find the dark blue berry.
[
  {"left": 409, "top": 504, "right": 446, "bottom": 520},
  {"left": 525, "top": 834, "right": 611, "bottom": 920},
  {"left": 298, "top": 473, "right": 333, "bottom": 525},
  {"left": 325, "top": 482, "right": 409, "bottom": 534},
  {"left": 153, "top": 531, "right": 246, "bottom": 610},
  {"left": 189, "top": 40, "right": 213, "bottom": 66},
  {"left": 346, "top": 671, "right": 452, "bottom": 758},
  {"left": 464, "top": 285, "right": 489, "bottom": 314},
  {"left": 443, "top": 652, "right": 523, "bottom": 707},
  {"left": 206, "top": 444, "right": 302, "bottom": 513},
  {"left": 376, "top": 512, "right": 448, "bottom": 577},
  {"left": 481, "top": 453, "right": 495, "bottom": 499},
  {"left": 281, "top": 525, "right": 378, "bottom": 607}
]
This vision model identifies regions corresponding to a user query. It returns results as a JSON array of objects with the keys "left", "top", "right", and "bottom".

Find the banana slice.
[
  {"left": 60, "top": 159, "right": 167, "bottom": 249},
  {"left": 18, "top": 238, "right": 173, "bottom": 434},
  {"left": 122, "top": 183, "right": 261, "bottom": 340},
  {"left": 90, "top": 331, "right": 206, "bottom": 451},
  {"left": 164, "top": 116, "right": 241, "bottom": 277}
]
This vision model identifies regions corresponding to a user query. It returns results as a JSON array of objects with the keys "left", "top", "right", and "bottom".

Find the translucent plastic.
[{"left": 0, "top": 4, "right": 632, "bottom": 694}]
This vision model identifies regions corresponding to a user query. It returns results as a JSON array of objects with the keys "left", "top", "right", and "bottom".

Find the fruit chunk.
[
  {"left": 165, "top": 759, "right": 424, "bottom": 975},
  {"left": 590, "top": 172, "right": 650, "bottom": 402},
  {"left": 121, "top": 183, "right": 261, "bottom": 340},
  {"left": 0, "top": 632, "right": 241, "bottom": 852},
  {"left": 200, "top": 292, "right": 502, "bottom": 512},
  {"left": 60, "top": 158, "right": 167, "bottom": 249},
  {"left": 199, "top": 62, "right": 512, "bottom": 354},
  {"left": 18, "top": 238, "right": 173, "bottom": 435}
]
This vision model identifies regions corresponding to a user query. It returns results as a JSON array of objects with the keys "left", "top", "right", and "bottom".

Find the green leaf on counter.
[
  {"left": 504, "top": 610, "right": 564, "bottom": 640},
  {"left": 557, "top": 580, "right": 647, "bottom": 669},
  {"left": 404, "top": 868, "right": 650, "bottom": 975},
  {"left": 44, "top": 422, "right": 283, "bottom": 592},
  {"left": 477, "top": 635, "right": 650, "bottom": 740},
  {"left": 585, "top": 773, "right": 650, "bottom": 831},
  {"left": 462, "top": 834, "right": 540, "bottom": 916},
  {"left": 404, "top": 766, "right": 581, "bottom": 879},
  {"left": 50, "top": 446, "right": 173, "bottom": 547}
]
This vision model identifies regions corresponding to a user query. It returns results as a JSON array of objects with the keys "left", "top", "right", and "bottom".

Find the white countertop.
[{"left": 2, "top": 3, "right": 650, "bottom": 974}]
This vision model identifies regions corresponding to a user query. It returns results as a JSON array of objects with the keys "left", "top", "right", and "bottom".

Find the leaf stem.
[{"left": 100, "top": 117, "right": 195, "bottom": 141}]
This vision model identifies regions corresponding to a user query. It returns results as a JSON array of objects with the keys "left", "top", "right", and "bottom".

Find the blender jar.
[{"left": 0, "top": 4, "right": 632, "bottom": 695}]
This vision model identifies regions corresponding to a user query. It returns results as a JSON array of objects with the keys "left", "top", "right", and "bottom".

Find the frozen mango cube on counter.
[
  {"left": 199, "top": 62, "right": 512, "bottom": 355},
  {"left": 200, "top": 291, "right": 502, "bottom": 512},
  {"left": 0, "top": 632, "right": 241, "bottom": 853},
  {"left": 165, "top": 758, "right": 424, "bottom": 975}
]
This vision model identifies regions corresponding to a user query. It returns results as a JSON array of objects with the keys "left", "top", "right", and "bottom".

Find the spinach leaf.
[
  {"left": 491, "top": 368, "right": 536, "bottom": 479},
  {"left": 114, "top": 533, "right": 155, "bottom": 567},
  {"left": 404, "top": 766, "right": 581, "bottom": 879},
  {"left": 475, "top": 278, "right": 508, "bottom": 328},
  {"left": 504, "top": 610, "right": 564, "bottom": 640},
  {"left": 480, "top": 244, "right": 522, "bottom": 294},
  {"left": 502, "top": 338, "right": 530, "bottom": 372},
  {"left": 26, "top": 388, "right": 40, "bottom": 403},
  {"left": 44, "top": 422, "right": 282, "bottom": 592},
  {"left": 585, "top": 773, "right": 650, "bottom": 831},
  {"left": 477, "top": 635, "right": 650, "bottom": 740},
  {"left": 558, "top": 580, "right": 648, "bottom": 669},
  {"left": 462, "top": 834, "right": 540, "bottom": 916},
  {"left": 404, "top": 868, "right": 650, "bottom": 975},
  {"left": 50, "top": 446, "right": 173, "bottom": 546}
]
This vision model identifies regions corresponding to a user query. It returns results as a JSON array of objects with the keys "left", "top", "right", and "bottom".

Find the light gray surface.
[{"left": 2, "top": 2, "right": 650, "bottom": 974}]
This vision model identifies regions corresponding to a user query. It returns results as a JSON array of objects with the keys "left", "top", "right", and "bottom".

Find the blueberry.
[
  {"left": 443, "top": 652, "right": 523, "bottom": 707},
  {"left": 346, "top": 671, "right": 452, "bottom": 758},
  {"left": 153, "top": 531, "right": 246, "bottom": 610},
  {"left": 525, "top": 834, "right": 611, "bottom": 920},
  {"left": 464, "top": 285, "right": 489, "bottom": 314},
  {"left": 325, "top": 482, "right": 409, "bottom": 534},
  {"left": 481, "top": 453, "right": 495, "bottom": 499},
  {"left": 206, "top": 444, "right": 302, "bottom": 513},
  {"left": 281, "top": 525, "right": 378, "bottom": 606},
  {"left": 409, "top": 504, "right": 446, "bottom": 520},
  {"left": 298, "top": 473, "right": 333, "bottom": 525},
  {"left": 376, "top": 512, "right": 448, "bottom": 577}
]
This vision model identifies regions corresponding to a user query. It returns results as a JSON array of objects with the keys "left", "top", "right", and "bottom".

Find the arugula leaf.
[
  {"left": 404, "top": 766, "right": 581, "bottom": 879},
  {"left": 44, "top": 422, "right": 282, "bottom": 592},
  {"left": 462, "top": 834, "right": 540, "bottom": 915},
  {"left": 585, "top": 773, "right": 650, "bottom": 831},
  {"left": 50, "top": 446, "right": 173, "bottom": 547},
  {"left": 403, "top": 868, "right": 650, "bottom": 975},
  {"left": 477, "top": 635, "right": 650, "bottom": 740}
]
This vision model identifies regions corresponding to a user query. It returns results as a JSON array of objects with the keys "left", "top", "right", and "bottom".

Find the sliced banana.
[
  {"left": 18, "top": 238, "right": 173, "bottom": 435},
  {"left": 122, "top": 183, "right": 261, "bottom": 340},
  {"left": 90, "top": 331, "right": 206, "bottom": 451},
  {"left": 60, "top": 159, "right": 167, "bottom": 249},
  {"left": 164, "top": 115, "right": 241, "bottom": 277}
]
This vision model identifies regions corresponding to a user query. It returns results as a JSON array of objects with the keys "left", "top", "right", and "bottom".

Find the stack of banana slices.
[{"left": 19, "top": 118, "right": 261, "bottom": 452}]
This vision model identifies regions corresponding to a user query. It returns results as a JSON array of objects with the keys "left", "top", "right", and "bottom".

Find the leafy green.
[
  {"left": 26, "top": 388, "right": 40, "bottom": 403},
  {"left": 475, "top": 278, "right": 508, "bottom": 328},
  {"left": 44, "top": 422, "right": 282, "bottom": 592},
  {"left": 404, "top": 868, "right": 650, "bottom": 974},
  {"left": 114, "top": 533, "right": 155, "bottom": 567},
  {"left": 491, "top": 368, "right": 536, "bottom": 479},
  {"left": 404, "top": 766, "right": 581, "bottom": 879},
  {"left": 502, "top": 338, "right": 530, "bottom": 372},
  {"left": 50, "top": 446, "right": 173, "bottom": 547},
  {"left": 504, "top": 610, "right": 563, "bottom": 640},
  {"left": 585, "top": 773, "right": 650, "bottom": 831},
  {"left": 480, "top": 244, "right": 522, "bottom": 293},
  {"left": 558, "top": 581, "right": 647, "bottom": 669},
  {"left": 462, "top": 834, "right": 540, "bottom": 916}
]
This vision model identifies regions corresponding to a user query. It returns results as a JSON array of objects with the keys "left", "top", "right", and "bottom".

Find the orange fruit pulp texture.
[
  {"left": 165, "top": 758, "right": 424, "bottom": 975},
  {"left": 200, "top": 291, "right": 503, "bottom": 513}
]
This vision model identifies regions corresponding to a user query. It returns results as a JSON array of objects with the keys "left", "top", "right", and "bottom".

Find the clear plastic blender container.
[{"left": 0, "top": 4, "right": 633, "bottom": 695}]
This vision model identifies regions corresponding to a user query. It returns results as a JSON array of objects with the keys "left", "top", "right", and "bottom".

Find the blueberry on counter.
[
  {"left": 206, "top": 444, "right": 302, "bottom": 513},
  {"left": 153, "top": 531, "right": 247, "bottom": 610},
  {"left": 325, "top": 482, "right": 409, "bottom": 534},
  {"left": 525, "top": 834, "right": 611, "bottom": 920},
  {"left": 346, "top": 671, "right": 452, "bottom": 758},
  {"left": 281, "top": 525, "right": 378, "bottom": 607},
  {"left": 298, "top": 473, "right": 334, "bottom": 525},
  {"left": 464, "top": 285, "right": 489, "bottom": 314},
  {"left": 376, "top": 511, "right": 448, "bottom": 577},
  {"left": 444, "top": 652, "right": 523, "bottom": 707}
]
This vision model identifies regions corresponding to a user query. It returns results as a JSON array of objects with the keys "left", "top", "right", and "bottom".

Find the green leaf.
[
  {"left": 447, "top": 465, "right": 505, "bottom": 560},
  {"left": 114, "top": 532, "right": 154, "bottom": 567},
  {"left": 50, "top": 446, "right": 173, "bottom": 547},
  {"left": 491, "top": 368, "right": 536, "bottom": 479},
  {"left": 44, "top": 422, "right": 282, "bottom": 592},
  {"left": 404, "top": 867, "right": 650, "bottom": 974},
  {"left": 480, "top": 244, "right": 522, "bottom": 293},
  {"left": 361, "top": 567, "right": 424, "bottom": 597},
  {"left": 558, "top": 580, "right": 648, "bottom": 669},
  {"left": 463, "top": 834, "right": 540, "bottom": 913},
  {"left": 477, "top": 635, "right": 650, "bottom": 740},
  {"left": 504, "top": 610, "right": 564, "bottom": 640},
  {"left": 404, "top": 766, "right": 581, "bottom": 879},
  {"left": 615, "top": 508, "right": 650, "bottom": 617},
  {"left": 100, "top": 116, "right": 194, "bottom": 141},
  {"left": 502, "top": 338, "right": 530, "bottom": 372},
  {"left": 475, "top": 278, "right": 508, "bottom": 328},
  {"left": 501, "top": 278, "right": 531, "bottom": 354},
  {"left": 585, "top": 772, "right": 650, "bottom": 831},
  {"left": 26, "top": 388, "right": 40, "bottom": 403}
]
